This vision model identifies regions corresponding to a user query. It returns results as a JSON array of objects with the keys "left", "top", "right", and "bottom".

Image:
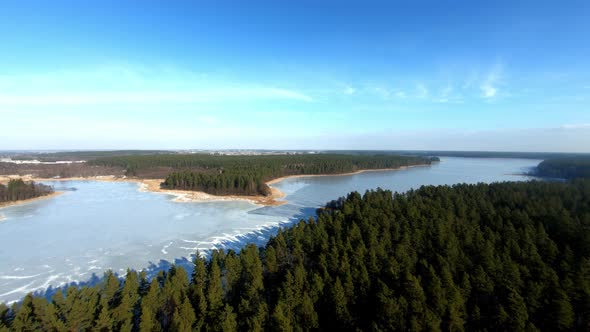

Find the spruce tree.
[
  {"left": 170, "top": 297, "right": 195, "bottom": 332},
  {"left": 206, "top": 255, "right": 224, "bottom": 327},
  {"left": 220, "top": 304, "right": 237, "bottom": 332},
  {"left": 94, "top": 298, "right": 113, "bottom": 332},
  {"left": 11, "top": 294, "right": 38, "bottom": 331},
  {"left": 190, "top": 254, "right": 208, "bottom": 329},
  {"left": 237, "top": 245, "right": 267, "bottom": 331},
  {"left": 139, "top": 278, "right": 161, "bottom": 332}
]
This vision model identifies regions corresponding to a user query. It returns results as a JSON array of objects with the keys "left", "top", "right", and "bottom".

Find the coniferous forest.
[
  {"left": 152, "top": 154, "right": 435, "bottom": 196},
  {"left": 2, "top": 179, "right": 590, "bottom": 331},
  {"left": 0, "top": 179, "right": 54, "bottom": 204},
  {"left": 536, "top": 157, "right": 590, "bottom": 179}
]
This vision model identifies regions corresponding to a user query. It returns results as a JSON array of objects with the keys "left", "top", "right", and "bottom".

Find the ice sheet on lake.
[{"left": 0, "top": 157, "right": 541, "bottom": 303}]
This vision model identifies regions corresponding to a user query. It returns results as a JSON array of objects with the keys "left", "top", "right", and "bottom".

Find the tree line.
[
  {"left": 0, "top": 179, "right": 54, "bottom": 203},
  {"left": 136, "top": 154, "right": 435, "bottom": 196},
  {"left": 90, "top": 153, "right": 436, "bottom": 175},
  {"left": 536, "top": 156, "right": 590, "bottom": 179},
  {"left": 163, "top": 171, "right": 272, "bottom": 196},
  {"left": 2, "top": 179, "right": 590, "bottom": 331}
]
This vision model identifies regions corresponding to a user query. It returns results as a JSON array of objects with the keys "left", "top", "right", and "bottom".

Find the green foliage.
[
  {"left": 171, "top": 297, "right": 195, "bottom": 331},
  {"left": 206, "top": 255, "right": 224, "bottom": 327},
  {"left": 536, "top": 156, "right": 590, "bottom": 179},
  {"left": 0, "top": 179, "right": 53, "bottom": 203},
  {"left": 90, "top": 153, "right": 433, "bottom": 196},
  {"left": 237, "top": 245, "right": 267, "bottom": 331},
  {"left": 4, "top": 180, "right": 590, "bottom": 331},
  {"left": 139, "top": 278, "right": 160, "bottom": 332},
  {"left": 190, "top": 255, "right": 207, "bottom": 330},
  {"left": 11, "top": 294, "right": 39, "bottom": 331}
]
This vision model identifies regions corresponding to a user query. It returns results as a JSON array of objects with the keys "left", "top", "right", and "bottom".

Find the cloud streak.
[
  {"left": 480, "top": 84, "right": 497, "bottom": 98},
  {"left": 416, "top": 83, "right": 429, "bottom": 99},
  {"left": 343, "top": 85, "right": 356, "bottom": 95},
  {"left": 0, "top": 88, "right": 313, "bottom": 106},
  {"left": 0, "top": 66, "right": 313, "bottom": 106},
  {"left": 480, "top": 64, "right": 502, "bottom": 99},
  {"left": 560, "top": 123, "right": 590, "bottom": 129}
]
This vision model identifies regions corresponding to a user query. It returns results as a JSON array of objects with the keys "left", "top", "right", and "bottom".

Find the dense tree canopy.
[
  {"left": 536, "top": 157, "right": 590, "bottom": 179},
  {"left": 96, "top": 154, "right": 438, "bottom": 195},
  {"left": 0, "top": 179, "right": 54, "bottom": 203},
  {"left": 2, "top": 180, "right": 590, "bottom": 331},
  {"left": 90, "top": 154, "right": 436, "bottom": 173}
]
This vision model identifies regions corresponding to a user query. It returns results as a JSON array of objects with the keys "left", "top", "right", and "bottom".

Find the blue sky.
[{"left": 0, "top": 0, "right": 589, "bottom": 151}]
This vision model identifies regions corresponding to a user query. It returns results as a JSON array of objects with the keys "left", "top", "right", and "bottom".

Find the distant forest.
[
  {"left": 162, "top": 155, "right": 437, "bottom": 196},
  {"left": 0, "top": 179, "right": 54, "bottom": 203},
  {"left": 1, "top": 150, "right": 172, "bottom": 162},
  {"left": 2, "top": 180, "right": 590, "bottom": 331},
  {"left": 93, "top": 154, "right": 436, "bottom": 196},
  {"left": 536, "top": 157, "right": 590, "bottom": 179}
]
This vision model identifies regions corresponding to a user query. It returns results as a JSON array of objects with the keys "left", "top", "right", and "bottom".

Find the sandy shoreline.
[
  {"left": 0, "top": 175, "right": 286, "bottom": 206},
  {"left": 0, "top": 191, "right": 64, "bottom": 210},
  {"left": 0, "top": 163, "right": 429, "bottom": 206},
  {"left": 134, "top": 179, "right": 287, "bottom": 206}
]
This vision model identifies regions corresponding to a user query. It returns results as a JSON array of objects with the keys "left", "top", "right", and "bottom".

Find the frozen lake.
[{"left": 0, "top": 157, "right": 541, "bottom": 303}]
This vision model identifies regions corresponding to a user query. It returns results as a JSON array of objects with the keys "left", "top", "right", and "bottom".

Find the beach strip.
[{"left": 0, "top": 163, "right": 430, "bottom": 207}]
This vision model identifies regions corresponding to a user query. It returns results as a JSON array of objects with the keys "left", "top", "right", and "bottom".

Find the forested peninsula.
[
  {"left": 2, "top": 179, "right": 590, "bottom": 331},
  {"left": 0, "top": 179, "right": 54, "bottom": 206},
  {"left": 90, "top": 154, "right": 437, "bottom": 196},
  {"left": 535, "top": 156, "right": 590, "bottom": 179}
]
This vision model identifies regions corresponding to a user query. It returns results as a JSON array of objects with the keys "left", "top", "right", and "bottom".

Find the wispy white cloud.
[
  {"left": 436, "top": 84, "right": 454, "bottom": 103},
  {"left": 372, "top": 86, "right": 391, "bottom": 99},
  {"left": 343, "top": 85, "right": 356, "bottom": 95},
  {"left": 393, "top": 90, "right": 407, "bottom": 99},
  {"left": 0, "top": 66, "right": 313, "bottom": 106},
  {"left": 362, "top": 82, "right": 465, "bottom": 103},
  {"left": 416, "top": 83, "right": 429, "bottom": 99},
  {"left": 560, "top": 123, "right": 590, "bottom": 129},
  {"left": 441, "top": 84, "right": 453, "bottom": 97},
  {"left": 481, "top": 84, "right": 497, "bottom": 98},
  {"left": 0, "top": 88, "right": 313, "bottom": 106},
  {"left": 480, "top": 64, "right": 503, "bottom": 99},
  {"left": 462, "top": 72, "right": 477, "bottom": 90},
  {"left": 349, "top": 63, "right": 510, "bottom": 104}
]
